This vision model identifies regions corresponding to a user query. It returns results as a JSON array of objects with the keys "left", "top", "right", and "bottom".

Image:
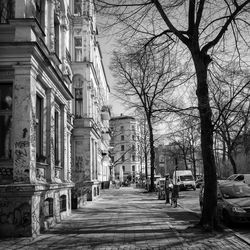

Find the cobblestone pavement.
[{"left": 1, "top": 186, "right": 250, "bottom": 250}]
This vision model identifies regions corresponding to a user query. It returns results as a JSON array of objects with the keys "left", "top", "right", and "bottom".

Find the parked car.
[
  {"left": 195, "top": 177, "right": 203, "bottom": 188},
  {"left": 172, "top": 170, "right": 196, "bottom": 190},
  {"left": 199, "top": 180, "right": 250, "bottom": 225},
  {"left": 156, "top": 178, "right": 173, "bottom": 200},
  {"left": 156, "top": 178, "right": 166, "bottom": 200},
  {"left": 146, "top": 175, "right": 161, "bottom": 191},
  {"left": 227, "top": 174, "right": 250, "bottom": 185}
]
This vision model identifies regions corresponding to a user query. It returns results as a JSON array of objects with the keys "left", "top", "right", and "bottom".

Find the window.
[
  {"left": 60, "top": 195, "right": 67, "bottom": 212},
  {"left": 44, "top": 198, "right": 53, "bottom": 218},
  {"left": 121, "top": 155, "right": 125, "bottom": 162},
  {"left": 122, "top": 166, "right": 125, "bottom": 172},
  {"left": 121, "top": 145, "right": 124, "bottom": 151},
  {"left": 132, "top": 155, "right": 135, "bottom": 161},
  {"left": 0, "top": 84, "right": 12, "bottom": 160},
  {"left": 54, "top": 16, "right": 60, "bottom": 56},
  {"left": 36, "top": 95, "right": 43, "bottom": 159},
  {"left": 131, "top": 125, "right": 135, "bottom": 131},
  {"left": 132, "top": 165, "right": 135, "bottom": 182},
  {"left": 0, "top": 0, "right": 14, "bottom": 24},
  {"left": 75, "top": 88, "right": 83, "bottom": 118},
  {"left": 74, "top": 0, "right": 82, "bottom": 15},
  {"left": 74, "top": 37, "right": 82, "bottom": 62},
  {"left": 132, "top": 135, "right": 135, "bottom": 141},
  {"left": 54, "top": 110, "right": 59, "bottom": 163},
  {"left": 121, "top": 135, "right": 124, "bottom": 141},
  {"left": 120, "top": 126, "right": 124, "bottom": 131},
  {"left": 131, "top": 144, "right": 135, "bottom": 151},
  {"left": 35, "top": 0, "right": 43, "bottom": 26}
]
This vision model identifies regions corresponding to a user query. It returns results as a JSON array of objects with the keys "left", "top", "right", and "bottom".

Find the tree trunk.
[
  {"left": 183, "top": 153, "right": 188, "bottom": 170},
  {"left": 228, "top": 150, "right": 237, "bottom": 174},
  {"left": 145, "top": 150, "right": 148, "bottom": 179},
  {"left": 147, "top": 115, "right": 155, "bottom": 192},
  {"left": 192, "top": 50, "right": 217, "bottom": 230},
  {"left": 191, "top": 146, "right": 197, "bottom": 179}
]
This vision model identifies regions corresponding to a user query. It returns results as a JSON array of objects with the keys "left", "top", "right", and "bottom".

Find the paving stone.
[{"left": 0, "top": 187, "right": 250, "bottom": 250}]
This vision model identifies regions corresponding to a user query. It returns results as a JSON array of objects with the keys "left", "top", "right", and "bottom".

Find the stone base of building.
[
  {"left": 87, "top": 181, "right": 101, "bottom": 201},
  {"left": 71, "top": 181, "right": 101, "bottom": 208},
  {"left": 101, "top": 181, "right": 110, "bottom": 189},
  {"left": 0, "top": 182, "right": 74, "bottom": 237},
  {"left": 71, "top": 186, "right": 88, "bottom": 209}
]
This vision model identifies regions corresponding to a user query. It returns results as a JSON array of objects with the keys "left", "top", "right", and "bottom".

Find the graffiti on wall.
[
  {"left": 0, "top": 167, "right": 13, "bottom": 176},
  {"left": 75, "top": 156, "right": 83, "bottom": 172},
  {"left": 0, "top": 200, "right": 31, "bottom": 236},
  {"left": 14, "top": 140, "right": 29, "bottom": 182}
]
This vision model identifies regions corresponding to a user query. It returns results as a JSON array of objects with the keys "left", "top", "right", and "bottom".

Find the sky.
[
  {"left": 96, "top": 13, "right": 136, "bottom": 118},
  {"left": 98, "top": 31, "right": 128, "bottom": 117}
]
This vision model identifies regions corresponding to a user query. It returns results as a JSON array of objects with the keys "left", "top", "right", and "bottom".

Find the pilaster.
[
  {"left": 12, "top": 65, "right": 37, "bottom": 183},
  {"left": 61, "top": 104, "right": 67, "bottom": 181},
  {"left": 46, "top": 88, "right": 55, "bottom": 182}
]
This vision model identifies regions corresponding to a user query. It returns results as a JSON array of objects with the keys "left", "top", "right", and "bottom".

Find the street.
[
  {"left": 178, "top": 188, "right": 250, "bottom": 244},
  {"left": 1, "top": 186, "right": 250, "bottom": 250}
]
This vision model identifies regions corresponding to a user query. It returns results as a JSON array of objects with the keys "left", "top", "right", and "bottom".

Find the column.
[
  {"left": 48, "top": 0, "right": 55, "bottom": 52},
  {"left": 46, "top": 88, "right": 55, "bottom": 182},
  {"left": 13, "top": 66, "right": 37, "bottom": 183},
  {"left": 61, "top": 105, "right": 67, "bottom": 181}
]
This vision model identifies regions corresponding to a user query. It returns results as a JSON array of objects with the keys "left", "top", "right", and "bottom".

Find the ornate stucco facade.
[
  {"left": 70, "top": 0, "right": 111, "bottom": 204},
  {"left": 0, "top": 0, "right": 110, "bottom": 237}
]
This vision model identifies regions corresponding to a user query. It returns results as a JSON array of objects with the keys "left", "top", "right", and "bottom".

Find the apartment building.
[
  {"left": 0, "top": 0, "right": 110, "bottom": 237},
  {"left": 110, "top": 115, "right": 141, "bottom": 183},
  {"left": 70, "top": 0, "right": 111, "bottom": 204}
]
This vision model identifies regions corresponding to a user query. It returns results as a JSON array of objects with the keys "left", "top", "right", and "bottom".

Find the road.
[{"left": 178, "top": 188, "right": 250, "bottom": 244}]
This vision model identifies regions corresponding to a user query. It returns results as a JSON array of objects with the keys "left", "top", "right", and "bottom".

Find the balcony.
[
  {"left": 101, "top": 105, "right": 111, "bottom": 121},
  {"left": 102, "top": 132, "right": 111, "bottom": 141},
  {"left": 36, "top": 162, "right": 48, "bottom": 182},
  {"left": 74, "top": 115, "right": 100, "bottom": 134}
]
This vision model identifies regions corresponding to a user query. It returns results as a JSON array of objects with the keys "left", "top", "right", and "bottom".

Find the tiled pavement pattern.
[{"left": 1, "top": 187, "right": 250, "bottom": 250}]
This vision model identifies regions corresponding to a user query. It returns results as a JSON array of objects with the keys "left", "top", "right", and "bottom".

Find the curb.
[
  {"left": 234, "top": 233, "right": 250, "bottom": 246},
  {"left": 178, "top": 202, "right": 250, "bottom": 247}
]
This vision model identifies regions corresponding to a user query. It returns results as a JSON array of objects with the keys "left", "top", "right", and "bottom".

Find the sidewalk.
[{"left": 0, "top": 186, "right": 250, "bottom": 250}]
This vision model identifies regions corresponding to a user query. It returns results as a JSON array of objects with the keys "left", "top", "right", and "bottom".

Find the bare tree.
[
  {"left": 110, "top": 44, "right": 184, "bottom": 191},
  {"left": 167, "top": 112, "right": 201, "bottom": 178},
  {"left": 210, "top": 67, "right": 250, "bottom": 175},
  {"left": 97, "top": 0, "right": 250, "bottom": 230}
]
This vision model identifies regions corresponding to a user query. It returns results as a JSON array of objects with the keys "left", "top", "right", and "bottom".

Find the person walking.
[{"left": 165, "top": 174, "right": 170, "bottom": 204}]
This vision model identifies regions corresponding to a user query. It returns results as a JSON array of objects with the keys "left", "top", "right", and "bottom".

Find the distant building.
[
  {"left": 70, "top": 0, "right": 111, "bottom": 204},
  {"left": 110, "top": 115, "right": 141, "bottom": 182},
  {"left": 155, "top": 144, "right": 203, "bottom": 178}
]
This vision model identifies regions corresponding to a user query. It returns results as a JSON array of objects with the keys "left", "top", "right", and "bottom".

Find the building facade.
[
  {"left": 154, "top": 144, "right": 203, "bottom": 179},
  {"left": 110, "top": 115, "right": 141, "bottom": 183},
  {"left": 0, "top": 0, "right": 110, "bottom": 237},
  {"left": 70, "top": 0, "right": 111, "bottom": 205}
]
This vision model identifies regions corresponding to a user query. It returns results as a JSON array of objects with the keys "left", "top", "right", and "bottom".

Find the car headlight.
[{"left": 232, "top": 207, "right": 246, "bottom": 213}]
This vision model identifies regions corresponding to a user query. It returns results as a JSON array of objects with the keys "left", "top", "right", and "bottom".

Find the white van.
[
  {"left": 172, "top": 170, "right": 196, "bottom": 190},
  {"left": 227, "top": 174, "right": 250, "bottom": 185}
]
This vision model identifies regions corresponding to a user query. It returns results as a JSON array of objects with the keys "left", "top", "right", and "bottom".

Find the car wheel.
[{"left": 222, "top": 210, "right": 232, "bottom": 227}]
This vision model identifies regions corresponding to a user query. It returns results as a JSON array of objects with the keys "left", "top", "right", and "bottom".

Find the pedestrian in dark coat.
[{"left": 165, "top": 174, "right": 170, "bottom": 204}]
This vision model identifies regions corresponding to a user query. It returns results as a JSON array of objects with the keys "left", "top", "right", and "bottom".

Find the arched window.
[
  {"left": 0, "top": 0, "right": 14, "bottom": 24},
  {"left": 0, "top": 83, "right": 13, "bottom": 160},
  {"left": 60, "top": 195, "right": 67, "bottom": 212},
  {"left": 44, "top": 198, "right": 53, "bottom": 218}
]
